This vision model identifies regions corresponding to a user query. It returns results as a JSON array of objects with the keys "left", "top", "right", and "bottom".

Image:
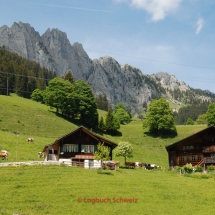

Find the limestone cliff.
[{"left": 0, "top": 22, "right": 214, "bottom": 113}]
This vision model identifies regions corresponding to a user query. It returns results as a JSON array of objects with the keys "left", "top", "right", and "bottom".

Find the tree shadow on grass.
[
  {"left": 97, "top": 170, "right": 114, "bottom": 176},
  {"left": 49, "top": 110, "right": 86, "bottom": 127},
  {"left": 119, "top": 166, "right": 135, "bottom": 170},
  {"left": 48, "top": 110, "right": 122, "bottom": 137},
  {"left": 143, "top": 131, "right": 177, "bottom": 139}
]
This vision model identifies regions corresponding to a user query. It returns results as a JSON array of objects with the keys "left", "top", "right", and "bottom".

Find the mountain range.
[{"left": 0, "top": 22, "right": 214, "bottom": 114}]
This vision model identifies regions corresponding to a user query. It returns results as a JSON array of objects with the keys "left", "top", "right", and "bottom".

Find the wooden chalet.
[
  {"left": 43, "top": 126, "right": 118, "bottom": 168},
  {"left": 166, "top": 126, "right": 215, "bottom": 169}
]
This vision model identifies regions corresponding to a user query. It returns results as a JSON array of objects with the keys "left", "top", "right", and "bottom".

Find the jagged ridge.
[{"left": 0, "top": 22, "right": 214, "bottom": 114}]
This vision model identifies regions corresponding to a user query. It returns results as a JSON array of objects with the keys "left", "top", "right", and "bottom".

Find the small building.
[
  {"left": 166, "top": 126, "right": 215, "bottom": 169},
  {"left": 43, "top": 126, "right": 118, "bottom": 168}
]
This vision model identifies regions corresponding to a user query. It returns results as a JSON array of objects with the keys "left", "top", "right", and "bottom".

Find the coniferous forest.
[
  {"left": 0, "top": 46, "right": 56, "bottom": 98},
  {"left": 0, "top": 46, "right": 214, "bottom": 126},
  {"left": 173, "top": 103, "right": 209, "bottom": 125}
]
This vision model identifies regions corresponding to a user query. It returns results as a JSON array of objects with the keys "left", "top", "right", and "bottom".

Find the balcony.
[
  {"left": 204, "top": 157, "right": 215, "bottom": 164},
  {"left": 202, "top": 145, "right": 215, "bottom": 153}
]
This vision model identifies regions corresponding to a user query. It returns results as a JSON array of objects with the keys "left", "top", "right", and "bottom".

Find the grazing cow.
[
  {"left": 125, "top": 162, "right": 136, "bottom": 168},
  {"left": 0, "top": 150, "right": 9, "bottom": 160},
  {"left": 113, "top": 161, "right": 120, "bottom": 167},
  {"left": 135, "top": 162, "right": 143, "bottom": 168},
  {"left": 142, "top": 163, "right": 162, "bottom": 170},
  {"left": 13, "top": 132, "right": 19, "bottom": 136},
  {"left": 38, "top": 152, "right": 44, "bottom": 158},
  {"left": 102, "top": 161, "right": 120, "bottom": 170},
  {"left": 103, "top": 162, "right": 116, "bottom": 170},
  {"left": 27, "top": 138, "right": 34, "bottom": 143}
]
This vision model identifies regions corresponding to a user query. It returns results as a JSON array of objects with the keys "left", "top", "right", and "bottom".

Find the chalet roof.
[
  {"left": 165, "top": 126, "right": 215, "bottom": 151},
  {"left": 43, "top": 126, "right": 118, "bottom": 151}
]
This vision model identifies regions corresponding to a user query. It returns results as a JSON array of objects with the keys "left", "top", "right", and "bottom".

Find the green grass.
[
  {"left": 0, "top": 94, "right": 206, "bottom": 166},
  {"left": 1, "top": 165, "right": 215, "bottom": 215},
  {"left": 0, "top": 94, "right": 78, "bottom": 137},
  {"left": 0, "top": 94, "right": 210, "bottom": 215}
]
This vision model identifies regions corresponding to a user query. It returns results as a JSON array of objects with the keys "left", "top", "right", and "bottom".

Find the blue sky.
[{"left": 1, "top": 0, "right": 215, "bottom": 93}]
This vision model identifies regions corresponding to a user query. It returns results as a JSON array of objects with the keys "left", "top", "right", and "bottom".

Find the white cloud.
[
  {"left": 132, "top": 0, "right": 183, "bottom": 21},
  {"left": 114, "top": 0, "right": 183, "bottom": 21},
  {"left": 196, "top": 17, "right": 204, "bottom": 34}
]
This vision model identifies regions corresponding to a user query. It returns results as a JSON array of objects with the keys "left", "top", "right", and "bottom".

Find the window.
[
  {"left": 186, "top": 156, "right": 190, "bottom": 162},
  {"left": 54, "top": 149, "right": 58, "bottom": 154},
  {"left": 198, "top": 155, "right": 202, "bottom": 161},
  {"left": 65, "top": 144, "right": 77, "bottom": 152},
  {"left": 84, "top": 145, "right": 94, "bottom": 153},
  {"left": 183, "top": 145, "right": 194, "bottom": 150},
  {"left": 180, "top": 156, "right": 184, "bottom": 162},
  {"left": 48, "top": 149, "right": 58, "bottom": 154},
  {"left": 191, "top": 155, "right": 195, "bottom": 161}
]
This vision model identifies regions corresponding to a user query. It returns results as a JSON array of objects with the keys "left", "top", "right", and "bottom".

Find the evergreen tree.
[
  {"left": 15, "top": 66, "right": 28, "bottom": 97},
  {"left": 62, "top": 70, "right": 75, "bottom": 84},
  {"left": 0, "top": 46, "right": 56, "bottom": 97},
  {"left": 98, "top": 116, "right": 105, "bottom": 131},
  {"left": 105, "top": 109, "right": 120, "bottom": 135},
  {"left": 96, "top": 94, "right": 109, "bottom": 111}
]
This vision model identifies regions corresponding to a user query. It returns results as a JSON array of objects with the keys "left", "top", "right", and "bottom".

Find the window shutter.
[
  {"left": 76, "top": 144, "right": 79, "bottom": 152},
  {"left": 81, "top": 145, "right": 85, "bottom": 152}
]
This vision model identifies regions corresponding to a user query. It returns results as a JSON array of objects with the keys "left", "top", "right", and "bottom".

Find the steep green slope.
[{"left": 0, "top": 94, "right": 206, "bottom": 167}]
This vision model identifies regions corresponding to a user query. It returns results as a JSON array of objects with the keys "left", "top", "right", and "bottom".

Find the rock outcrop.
[{"left": 0, "top": 22, "right": 214, "bottom": 113}]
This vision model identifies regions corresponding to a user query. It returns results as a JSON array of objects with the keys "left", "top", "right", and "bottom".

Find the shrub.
[
  {"left": 207, "top": 165, "right": 215, "bottom": 172},
  {"left": 183, "top": 163, "right": 193, "bottom": 174},
  {"left": 174, "top": 165, "right": 182, "bottom": 173},
  {"left": 194, "top": 165, "right": 203, "bottom": 173}
]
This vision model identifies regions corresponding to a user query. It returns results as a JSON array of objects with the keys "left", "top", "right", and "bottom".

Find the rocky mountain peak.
[
  {"left": 150, "top": 72, "right": 190, "bottom": 91},
  {"left": 0, "top": 22, "right": 214, "bottom": 114}
]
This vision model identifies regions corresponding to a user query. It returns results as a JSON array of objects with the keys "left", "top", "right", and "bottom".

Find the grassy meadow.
[{"left": 1, "top": 94, "right": 214, "bottom": 215}]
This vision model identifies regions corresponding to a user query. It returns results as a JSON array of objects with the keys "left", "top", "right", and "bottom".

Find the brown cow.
[
  {"left": 0, "top": 150, "right": 9, "bottom": 160},
  {"left": 125, "top": 162, "right": 136, "bottom": 168}
]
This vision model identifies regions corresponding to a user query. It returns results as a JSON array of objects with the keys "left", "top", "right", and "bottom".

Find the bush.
[
  {"left": 183, "top": 163, "right": 193, "bottom": 174},
  {"left": 174, "top": 165, "right": 182, "bottom": 173},
  {"left": 207, "top": 165, "right": 215, "bottom": 172},
  {"left": 194, "top": 165, "right": 203, "bottom": 173}
]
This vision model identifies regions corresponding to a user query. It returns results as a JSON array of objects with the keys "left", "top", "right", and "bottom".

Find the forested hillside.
[
  {"left": 173, "top": 103, "right": 208, "bottom": 125},
  {"left": 0, "top": 46, "right": 214, "bottom": 126},
  {"left": 0, "top": 46, "right": 56, "bottom": 98}
]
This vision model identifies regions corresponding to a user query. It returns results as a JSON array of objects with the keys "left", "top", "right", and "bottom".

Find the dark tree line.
[
  {"left": 174, "top": 103, "right": 209, "bottom": 125},
  {"left": 96, "top": 94, "right": 109, "bottom": 111},
  {"left": 0, "top": 46, "right": 56, "bottom": 98}
]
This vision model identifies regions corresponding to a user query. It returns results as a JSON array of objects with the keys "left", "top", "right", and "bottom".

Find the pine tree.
[
  {"left": 62, "top": 70, "right": 75, "bottom": 84},
  {"left": 98, "top": 116, "right": 105, "bottom": 131},
  {"left": 105, "top": 109, "right": 120, "bottom": 135}
]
